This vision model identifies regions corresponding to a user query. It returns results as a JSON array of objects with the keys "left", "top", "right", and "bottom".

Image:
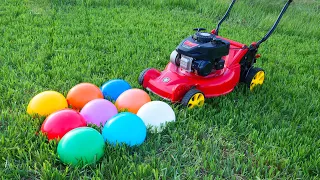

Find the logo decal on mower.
[
  {"left": 162, "top": 77, "right": 170, "bottom": 83},
  {"left": 182, "top": 40, "right": 198, "bottom": 49}
]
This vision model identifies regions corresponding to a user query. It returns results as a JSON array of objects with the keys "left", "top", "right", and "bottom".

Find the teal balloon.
[
  {"left": 102, "top": 112, "right": 147, "bottom": 147},
  {"left": 57, "top": 127, "right": 105, "bottom": 166}
]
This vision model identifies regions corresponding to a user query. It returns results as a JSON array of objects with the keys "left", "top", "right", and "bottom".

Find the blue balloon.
[
  {"left": 102, "top": 112, "right": 147, "bottom": 146},
  {"left": 101, "top": 79, "right": 131, "bottom": 101}
]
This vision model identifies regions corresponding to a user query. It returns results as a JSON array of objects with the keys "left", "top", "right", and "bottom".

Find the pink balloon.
[{"left": 80, "top": 99, "right": 118, "bottom": 127}]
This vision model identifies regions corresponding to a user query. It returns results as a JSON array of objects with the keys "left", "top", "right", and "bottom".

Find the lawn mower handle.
[
  {"left": 214, "top": 0, "right": 236, "bottom": 36},
  {"left": 256, "top": 0, "right": 293, "bottom": 47}
]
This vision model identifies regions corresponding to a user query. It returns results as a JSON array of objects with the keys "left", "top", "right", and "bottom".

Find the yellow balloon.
[{"left": 27, "top": 91, "right": 68, "bottom": 117}]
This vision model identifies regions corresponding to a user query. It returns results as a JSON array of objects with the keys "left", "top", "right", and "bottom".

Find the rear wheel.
[
  {"left": 138, "top": 68, "right": 152, "bottom": 85},
  {"left": 181, "top": 89, "right": 205, "bottom": 109},
  {"left": 245, "top": 67, "right": 265, "bottom": 90}
]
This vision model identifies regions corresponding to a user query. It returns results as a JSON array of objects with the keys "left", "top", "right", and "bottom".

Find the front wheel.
[
  {"left": 181, "top": 89, "right": 205, "bottom": 109},
  {"left": 245, "top": 67, "right": 265, "bottom": 91},
  {"left": 138, "top": 68, "right": 152, "bottom": 85}
]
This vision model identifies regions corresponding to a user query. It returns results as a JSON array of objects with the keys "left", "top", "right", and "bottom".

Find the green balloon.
[{"left": 57, "top": 127, "right": 105, "bottom": 166}]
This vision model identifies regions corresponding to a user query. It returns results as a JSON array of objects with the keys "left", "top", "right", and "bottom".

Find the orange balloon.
[
  {"left": 67, "top": 83, "right": 103, "bottom": 110},
  {"left": 115, "top": 88, "right": 151, "bottom": 114}
]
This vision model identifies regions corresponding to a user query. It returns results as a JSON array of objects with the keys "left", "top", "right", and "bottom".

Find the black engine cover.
[
  {"left": 192, "top": 60, "right": 213, "bottom": 76},
  {"left": 176, "top": 32, "right": 230, "bottom": 61}
]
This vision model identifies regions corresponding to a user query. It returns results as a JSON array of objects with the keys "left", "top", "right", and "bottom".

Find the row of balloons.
[{"left": 27, "top": 79, "right": 176, "bottom": 166}]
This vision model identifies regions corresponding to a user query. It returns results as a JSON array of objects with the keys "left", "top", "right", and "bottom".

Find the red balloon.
[{"left": 41, "top": 109, "right": 87, "bottom": 140}]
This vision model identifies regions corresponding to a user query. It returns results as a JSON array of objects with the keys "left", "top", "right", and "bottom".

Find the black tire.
[
  {"left": 138, "top": 68, "right": 152, "bottom": 85},
  {"left": 181, "top": 88, "right": 205, "bottom": 109},
  {"left": 245, "top": 67, "right": 265, "bottom": 90}
]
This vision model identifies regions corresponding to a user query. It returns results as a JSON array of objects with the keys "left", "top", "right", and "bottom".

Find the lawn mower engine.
[{"left": 170, "top": 29, "right": 230, "bottom": 76}]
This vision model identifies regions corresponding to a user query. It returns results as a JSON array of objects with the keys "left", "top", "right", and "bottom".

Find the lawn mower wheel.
[
  {"left": 181, "top": 88, "right": 205, "bottom": 109},
  {"left": 245, "top": 67, "right": 265, "bottom": 91},
  {"left": 138, "top": 68, "right": 152, "bottom": 85}
]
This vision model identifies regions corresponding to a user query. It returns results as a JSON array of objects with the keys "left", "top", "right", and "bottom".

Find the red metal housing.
[{"left": 141, "top": 33, "right": 249, "bottom": 103}]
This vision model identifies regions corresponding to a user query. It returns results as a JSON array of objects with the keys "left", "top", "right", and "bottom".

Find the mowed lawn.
[{"left": 0, "top": 0, "right": 319, "bottom": 179}]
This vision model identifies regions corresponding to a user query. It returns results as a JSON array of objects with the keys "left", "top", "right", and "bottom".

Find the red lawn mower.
[{"left": 138, "top": 0, "right": 293, "bottom": 109}]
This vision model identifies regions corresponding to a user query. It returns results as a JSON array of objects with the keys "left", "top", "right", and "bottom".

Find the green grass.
[{"left": 1, "top": 0, "right": 319, "bottom": 179}]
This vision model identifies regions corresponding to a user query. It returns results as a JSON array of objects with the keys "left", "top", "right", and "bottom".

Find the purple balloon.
[{"left": 80, "top": 99, "right": 118, "bottom": 127}]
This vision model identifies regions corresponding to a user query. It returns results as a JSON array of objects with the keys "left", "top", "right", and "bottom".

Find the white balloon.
[{"left": 137, "top": 101, "right": 176, "bottom": 132}]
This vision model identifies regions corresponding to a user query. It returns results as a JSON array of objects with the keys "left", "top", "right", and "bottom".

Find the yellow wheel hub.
[
  {"left": 250, "top": 71, "right": 265, "bottom": 90},
  {"left": 187, "top": 93, "right": 205, "bottom": 109}
]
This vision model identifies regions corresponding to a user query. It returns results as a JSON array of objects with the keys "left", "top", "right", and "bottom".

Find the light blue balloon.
[
  {"left": 100, "top": 79, "right": 131, "bottom": 101},
  {"left": 102, "top": 112, "right": 147, "bottom": 147}
]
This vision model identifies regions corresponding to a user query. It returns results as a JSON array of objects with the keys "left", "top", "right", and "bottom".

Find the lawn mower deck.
[{"left": 141, "top": 36, "right": 247, "bottom": 97}]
